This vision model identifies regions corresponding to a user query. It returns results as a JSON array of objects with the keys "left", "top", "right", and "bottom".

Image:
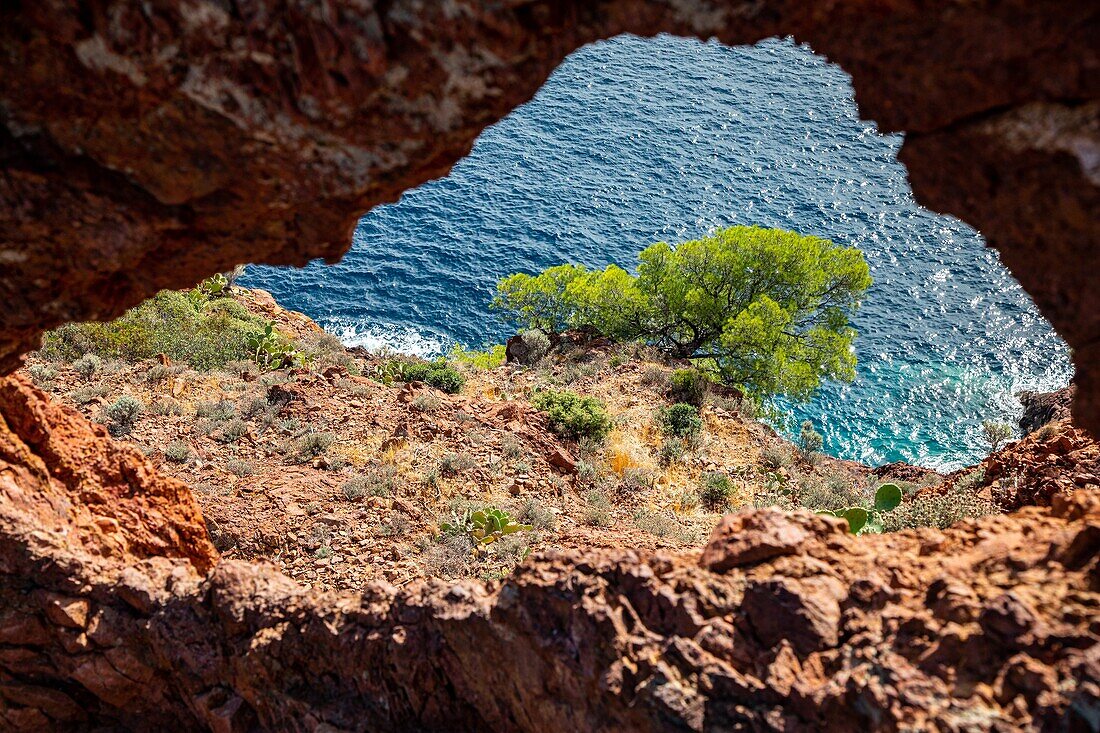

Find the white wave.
[{"left": 322, "top": 319, "right": 450, "bottom": 358}]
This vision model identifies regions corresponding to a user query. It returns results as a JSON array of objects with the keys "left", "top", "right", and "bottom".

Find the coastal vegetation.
[
  {"left": 22, "top": 283, "right": 1036, "bottom": 589},
  {"left": 39, "top": 279, "right": 312, "bottom": 372},
  {"left": 492, "top": 225, "right": 871, "bottom": 402}
]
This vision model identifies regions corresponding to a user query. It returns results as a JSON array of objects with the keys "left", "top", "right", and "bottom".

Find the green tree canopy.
[{"left": 492, "top": 225, "right": 871, "bottom": 401}]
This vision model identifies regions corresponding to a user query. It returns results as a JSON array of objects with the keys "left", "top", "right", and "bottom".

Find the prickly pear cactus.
[
  {"left": 440, "top": 506, "right": 533, "bottom": 546},
  {"left": 818, "top": 483, "right": 903, "bottom": 535}
]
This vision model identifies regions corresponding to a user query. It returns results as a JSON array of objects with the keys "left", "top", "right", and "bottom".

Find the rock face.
[
  {"left": 1, "top": 380, "right": 1097, "bottom": 730},
  {"left": 0, "top": 1, "right": 1098, "bottom": 436},
  {"left": 1019, "top": 386, "right": 1076, "bottom": 435},
  {"left": 0, "top": 375, "right": 217, "bottom": 573}
]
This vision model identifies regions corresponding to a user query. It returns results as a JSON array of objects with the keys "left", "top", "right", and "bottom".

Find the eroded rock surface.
[
  {"left": 1, "top": 0, "right": 1098, "bottom": 434},
  {"left": 1, "top": 379, "right": 1097, "bottom": 730}
]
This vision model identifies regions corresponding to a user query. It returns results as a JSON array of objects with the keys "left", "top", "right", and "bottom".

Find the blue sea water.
[{"left": 241, "top": 35, "right": 1072, "bottom": 470}]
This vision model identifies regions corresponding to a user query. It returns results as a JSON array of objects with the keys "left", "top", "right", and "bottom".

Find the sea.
[{"left": 240, "top": 34, "right": 1073, "bottom": 471}]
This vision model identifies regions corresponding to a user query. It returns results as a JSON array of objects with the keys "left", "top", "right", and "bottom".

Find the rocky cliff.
[{"left": 2, "top": 372, "right": 1098, "bottom": 730}]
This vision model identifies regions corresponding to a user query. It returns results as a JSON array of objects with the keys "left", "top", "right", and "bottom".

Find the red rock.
[
  {"left": 700, "top": 508, "right": 846, "bottom": 572},
  {"left": 741, "top": 575, "right": 847, "bottom": 655},
  {"left": 547, "top": 447, "right": 578, "bottom": 474}
]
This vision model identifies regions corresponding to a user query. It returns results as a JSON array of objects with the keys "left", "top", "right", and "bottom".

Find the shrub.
[
  {"left": 411, "top": 393, "right": 442, "bottom": 412},
  {"left": 981, "top": 420, "right": 1013, "bottom": 453},
  {"left": 492, "top": 225, "right": 871, "bottom": 401},
  {"left": 668, "top": 369, "right": 709, "bottom": 406},
  {"left": 38, "top": 289, "right": 292, "bottom": 371},
  {"left": 340, "top": 465, "right": 397, "bottom": 500},
  {"left": 799, "top": 475, "right": 865, "bottom": 513},
  {"left": 423, "top": 534, "right": 474, "bottom": 579},
  {"left": 149, "top": 398, "right": 182, "bottom": 416},
  {"left": 1035, "top": 423, "right": 1058, "bottom": 442},
  {"left": 450, "top": 343, "right": 507, "bottom": 370},
  {"left": 620, "top": 467, "right": 658, "bottom": 492},
  {"left": 657, "top": 438, "right": 686, "bottom": 467},
  {"left": 145, "top": 364, "right": 170, "bottom": 384},
  {"left": 640, "top": 365, "right": 670, "bottom": 389},
  {"left": 798, "top": 420, "right": 824, "bottom": 461},
  {"left": 633, "top": 509, "right": 671, "bottom": 538},
  {"left": 699, "top": 472, "right": 734, "bottom": 511},
  {"left": 295, "top": 431, "right": 335, "bottom": 460},
  {"left": 226, "top": 458, "right": 255, "bottom": 477},
  {"left": 215, "top": 418, "right": 248, "bottom": 444},
  {"left": 583, "top": 489, "right": 612, "bottom": 527},
  {"left": 883, "top": 488, "right": 996, "bottom": 531},
  {"left": 658, "top": 403, "right": 702, "bottom": 438},
  {"left": 383, "top": 359, "right": 465, "bottom": 394},
  {"left": 195, "top": 399, "right": 237, "bottom": 422},
  {"left": 27, "top": 363, "right": 57, "bottom": 386},
  {"left": 761, "top": 445, "right": 792, "bottom": 471},
  {"left": 439, "top": 452, "right": 476, "bottom": 477},
  {"left": 533, "top": 389, "right": 612, "bottom": 442},
  {"left": 106, "top": 395, "right": 143, "bottom": 432},
  {"left": 517, "top": 499, "right": 557, "bottom": 530},
  {"left": 72, "top": 353, "right": 102, "bottom": 379},
  {"left": 519, "top": 329, "right": 552, "bottom": 365},
  {"left": 72, "top": 384, "right": 109, "bottom": 404},
  {"left": 164, "top": 441, "right": 191, "bottom": 463}
]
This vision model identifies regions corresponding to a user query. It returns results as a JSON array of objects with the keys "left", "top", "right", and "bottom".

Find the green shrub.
[
  {"left": 882, "top": 487, "right": 996, "bottom": 531},
  {"left": 583, "top": 489, "right": 613, "bottom": 527},
  {"left": 450, "top": 343, "right": 507, "bottom": 370},
  {"left": 668, "top": 369, "right": 709, "bottom": 406},
  {"left": 196, "top": 399, "right": 236, "bottom": 422},
  {"left": 145, "top": 364, "right": 170, "bottom": 384},
  {"left": 382, "top": 359, "right": 465, "bottom": 394},
  {"left": 640, "top": 365, "right": 670, "bottom": 389},
  {"left": 411, "top": 393, "right": 442, "bottom": 412},
  {"left": 341, "top": 465, "right": 397, "bottom": 501},
  {"left": 658, "top": 403, "right": 702, "bottom": 438},
  {"left": 27, "top": 364, "right": 58, "bottom": 386},
  {"left": 532, "top": 389, "right": 612, "bottom": 442},
  {"left": 761, "top": 445, "right": 792, "bottom": 471},
  {"left": 214, "top": 418, "right": 248, "bottom": 444},
  {"left": 106, "top": 395, "right": 143, "bottom": 432},
  {"left": 440, "top": 506, "right": 532, "bottom": 546},
  {"left": 798, "top": 420, "right": 824, "bottom": 461},
  {"left": 981, "top": 419, "right": 1013, "bottom": 453},
  {"left": 164, "top": 441, "right": 191, "bottom": 463},
  {"left": 657, "top": 438, "right": 686, "bottom": 467},
  {"left": 38, "top": 289, "right": 296, "bottom": 371},
  {"left": 700, "top": 472, "right": 734, "bottom": 511},
  {"left": 72, "top": 384, "right": 109, "bottom": 405},
  {"left": 439, "top": 452, "right": 476, "bottom": 477},
  {"left": 517, "top": 499, "right": 557, "bottom": 530},
  {"left": 519, "top": 329, "right": 552, "bottom": 365}
]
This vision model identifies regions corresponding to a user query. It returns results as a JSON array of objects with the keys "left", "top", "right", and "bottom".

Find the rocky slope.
[
  {"left": 1, "top": 366, "right": 1097, "bottom": 730},
  {"left": 18, "top": 288, "right": 938, "bottom": 592},
  {"left": 3, "top": 290, "right": 1098, "bottom": 730}
]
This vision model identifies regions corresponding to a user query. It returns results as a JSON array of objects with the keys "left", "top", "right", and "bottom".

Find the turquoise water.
[{"left": 241, "top": 35, "right": 1072, "bottom": 470}]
